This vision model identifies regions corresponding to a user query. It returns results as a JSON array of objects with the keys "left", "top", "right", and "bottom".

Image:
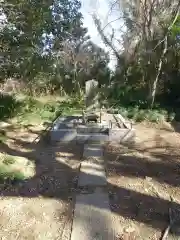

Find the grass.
[
  {"left": 0, "top": 165, "right": 26, "bottom": 182},
  {"left": 108, "top": 104, "right": 176, "bottom": 123},
  {"left": 0, "top": 93, "right": 83, "bottom": 126},
  {"left": 0, "top": 162, "right": 26, "bottom": 183},
  {"left": 0, "top": 94, "right": 22, "bottom": 120},
  {"left": 0, "top": 154, "right": 35, "bottom": 184},
  {"left": 3, "top": 155, "right": 16, "bottom": 165},
  {"left": 19, "top": 97, "right": 83, "bottom": 122},
  {"left": 0, "top": 131, "right": 7, "bottom": 143},
  {"left": 0, "top": 93, "right": 84, "bottom": 184}
]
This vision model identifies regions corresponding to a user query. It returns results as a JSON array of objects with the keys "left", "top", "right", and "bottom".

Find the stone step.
[
  {"left": 79, "top": 143, "right": 106, "bottom": 187},
  {"left": 78, "top": 161, "right": 106, "bottom": 187},
  {"left": 71, "top": 189, "right": 116, "bottom": 240},
  {"left": 83, "top": 144, "right": 103, "bottom": 159}
]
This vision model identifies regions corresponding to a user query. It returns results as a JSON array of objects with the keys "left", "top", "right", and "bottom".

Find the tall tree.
[
  {"left": 0, "top": 0, "right": 85, "bottom": 80},
  {"left": 54, "top": 39, "right": 110, "bottom": 96},
  {"left": 95, "top": 0, "right": 180, "bottom": 107}
]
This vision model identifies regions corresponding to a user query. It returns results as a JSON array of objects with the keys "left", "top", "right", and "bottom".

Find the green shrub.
[
  {"left": 117, "top": 106, "right": 128, "bottom": 118},
  {"left": 114, "top": 104, "right": 171, "bottom": 123},
  {"left": 39, "top": 110, "right": 54, "bottom": 120},
  {"left": 0, "top": 130, "right": 7, "bottom": 143},
  {"left": 133, "top": 109, "right": 146, "bottom": 122},
  {"left": 22, "top": 97, "right": 42, "bottom": 113},
  {"left": 44, "top": 104, "right": 55, "bottom": 112},
  {"left": 126, "top": 106, "right": 139, "bottom": 119},
  {"left": 146, "top": 110, "right": 165, "bottom": 122},
  {"left": 0, "top": 94, "right": 22, "bottom": 120},
  {"left": 3, "top": 95, "right": 83, "bottom": 124},
  {"left": 0, "top": 165, "right": 26, "bottom": 183}
]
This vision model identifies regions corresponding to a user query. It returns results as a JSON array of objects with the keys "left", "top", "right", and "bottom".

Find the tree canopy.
[
  {"left": 2, "top": 0, "right": 180, "bottom": 121},
  {"left": 0, "top": 0, "right": 110, "bottom": 96},
  {"left": 94, "top": 0, "right": 180, "bottom": 113}
]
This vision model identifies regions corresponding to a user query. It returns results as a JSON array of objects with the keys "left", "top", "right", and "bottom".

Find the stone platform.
[{"left": 50, "top": 113, "right": 135, "bottom": 144}]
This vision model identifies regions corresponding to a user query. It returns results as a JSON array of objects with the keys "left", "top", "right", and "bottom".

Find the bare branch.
[
  {"left": 153, "top": 0, "right": 180, "bottom": 51},
  {"left": 101, "top": 17, "right": 123, "bottom": 32},
  {"left": 106, "top": 0, "right": 119, "bottom": 17},
  {"left": 93, "top": 14, "right": 121, "bottom": 61}
]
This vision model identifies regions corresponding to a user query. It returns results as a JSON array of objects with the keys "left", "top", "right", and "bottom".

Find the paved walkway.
[{"left": 71, "top": 143, "right": 117, "bottom": 240}]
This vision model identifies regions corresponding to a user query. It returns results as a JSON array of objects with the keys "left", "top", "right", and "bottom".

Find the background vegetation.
[{"left": 1, "top": 0, "right": 180, "bottom": 123}]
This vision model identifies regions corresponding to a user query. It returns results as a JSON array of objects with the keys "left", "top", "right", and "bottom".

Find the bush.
[
  {"left": 0, "top": 93, "right": 22, "bottom": 120},
  {"left": 0, "top": 165, "right": 26, "bottom": 183},
  {"left": 22, "top": 97, "right": 42, "bottom": 113},
  {"left": 17, "top": 97, "right": 57, "bottom": 124},
  {"left": 44, "top": 104, "right": 55, "bottom": 112},
  {"left": 0, "top": 94, "right": 84, "bottom": 124},
  {"left": 0, "top": 130, "right": 7, "bottom": 143},
  {"left": 115, "top": 104, "right": 170, "bottom": 123},
  {"left": 145, "top": 110, "right": 165, "bottom": 122}
]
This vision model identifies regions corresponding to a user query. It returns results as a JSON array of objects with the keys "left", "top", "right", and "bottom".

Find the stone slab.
[
  {"left": 78, "top": 161, "right": 106, "bottom": 187},
  {"left": 53, "top": 116, "right": 83, "bottom": 130},
  {"left": 76, "top": 133, "right": 108, "bottom": 143},
  {"left": 113, "top": 114, "right": 132, "bottom": 129},
  {"left": 109, "top": 128, "right": 135, "bottom": 143},
  {"left": 121, "top": 128, "right": 135, "bottom": 143},
  {"left": 71, "top": 189, "right": 116, "bottom": 240},
  {"left": 50, "top": 129, "right": 77, "bottom": 142},
  {"left": 77, "top": 126, "right": 109, "bottom": 134},
  {"left": 83, "top": 144, "right": 103, "bottom": 159}
]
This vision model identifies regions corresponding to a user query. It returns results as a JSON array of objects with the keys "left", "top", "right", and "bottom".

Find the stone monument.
[{"left": 85, "top": 79, "right": 100, "bottom": 123}]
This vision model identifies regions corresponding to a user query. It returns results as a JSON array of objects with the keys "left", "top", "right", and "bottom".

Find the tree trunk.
[
  {"left": 150, "top": 36, "right": 168, "bottom": 108},
  {"left": 150, "top": 2, "right": 180, "bottom": 108},
  {"left": 93, "top": 15, "right": 121, "bottom": 62}
]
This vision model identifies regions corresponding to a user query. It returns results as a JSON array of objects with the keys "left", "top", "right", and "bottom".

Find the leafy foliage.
[
  {"left": 114, "top": 105, "right": 172, "bottom": 123},
  {"left": 0, "top": 0, "right": 110, "bottom": 97},
  {"left": 95, "top": 0, "right": 180, "bottom": 121},
  {"left": 0, "top": 164, "right": 26, "bottom": 183},
  {"left": 1, "top": 0, "right": 180, "bottom": 124},
  {"left": 0, "top": 93, "right": 22, "bottom": 120}
]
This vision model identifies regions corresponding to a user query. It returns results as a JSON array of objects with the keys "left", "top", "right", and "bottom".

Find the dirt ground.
[
  {"left": 105, "top": 122, "right": 180, "bottom": 240},
  {"left": 0, "top": 123, "right": 83, "bottom": 240},
  {"left": 1, "top": 120, "right": 180, "bottom": 239}
]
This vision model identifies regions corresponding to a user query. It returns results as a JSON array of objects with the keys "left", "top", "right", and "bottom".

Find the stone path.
[{"left": 71, "top": 143, "right": 117, "bottom": 240}]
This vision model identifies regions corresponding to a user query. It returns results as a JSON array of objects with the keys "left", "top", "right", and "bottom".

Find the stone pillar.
[{"left": 85, "top": 79, "right": 100, "bottom": 113}]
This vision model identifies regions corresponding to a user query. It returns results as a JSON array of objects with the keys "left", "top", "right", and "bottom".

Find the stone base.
[
  {"left": 77, "top": 133, "right": 108, "bottom": 143},
  {"left": 50, "top": 115, "right": 135, "bottom": 144},
  {"left": 50, "top": 129, "right": 135, "bottom": 143},
  {"left": 50, "top": 129, "right": 77, "bottom": 142},
  {"left": 109, "top": 128, "right": 135, "bottom": 143},
  {"left": 77, "top": 125, "right": 109, "bottom": 134}
]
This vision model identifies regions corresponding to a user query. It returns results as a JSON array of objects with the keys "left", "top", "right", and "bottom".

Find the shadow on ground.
[{"left": 0, "top": 125, "right": 180, "bottom": 238}]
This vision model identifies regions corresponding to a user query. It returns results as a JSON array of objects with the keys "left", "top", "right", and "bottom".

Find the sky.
[
  {"left": 80, "top": 0, "right": 123, "bottom": 69},
  {"left": 81, "top": 0, "right": 108, "bottom": 49},
  {"left": 0, "top": 0, "right": 122, "bottom": 69}
]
